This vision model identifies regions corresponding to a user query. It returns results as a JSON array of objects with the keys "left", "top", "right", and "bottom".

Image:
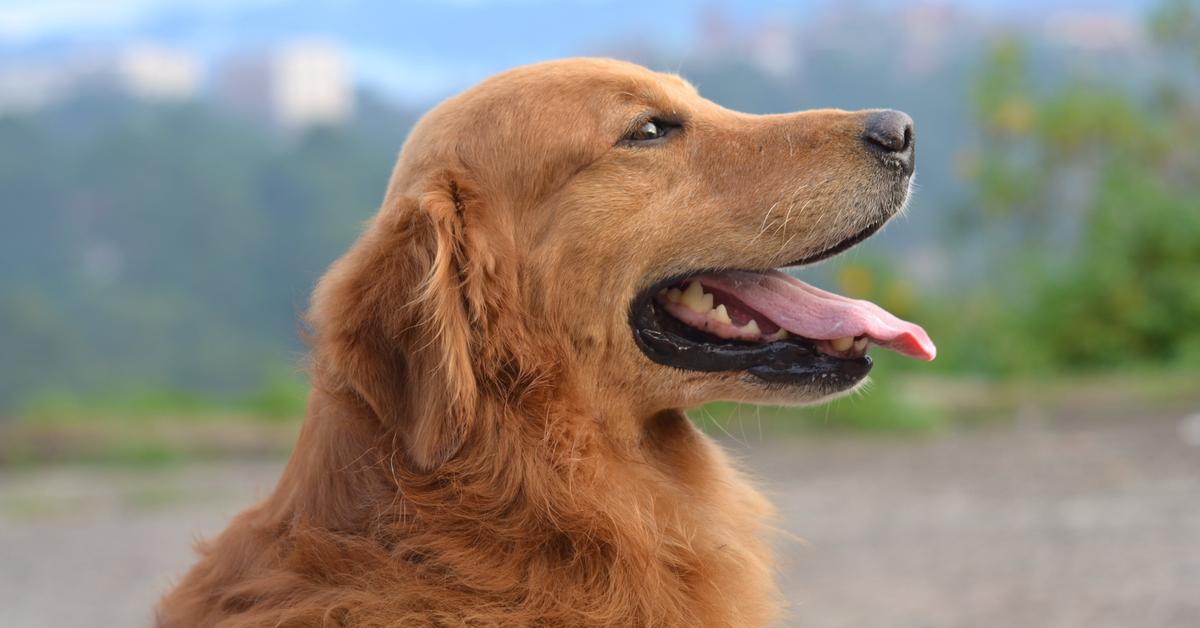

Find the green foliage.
[
  {"left": 20, "top": 373, "right": 310, "bottom": 425},
  {"left": 241, "top": 372, "right": 311, "bottom": 419},
  {"left": 949, "top": 12, "right": 1200, "bottom": 374},
  {"left": 0, "top": 95, "right": 414, "bottom": 412},
  {"left": 1150, "top": 0, "right": 1200, "bottom": 58},
  {"left": 1021, "top": 164, "right": 1200, "bottom": 368},
  {"left": 22, "top": 389, "right": 222, "bottom": 422},
  {"left": 6, "top": 377, "right": 307, "bottom": 467}
]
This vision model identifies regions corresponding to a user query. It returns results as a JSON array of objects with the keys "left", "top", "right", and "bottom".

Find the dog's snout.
[{"left": 863, "top": 109, "right": 914, "bottom": 174}]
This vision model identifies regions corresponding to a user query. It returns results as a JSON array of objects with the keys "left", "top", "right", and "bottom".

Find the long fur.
[
  {"left": 158, "top": 152, "right": 778, "bottom": 627},
  {"left": 159, "top": 57, "right": 902, "bottom": 627}
]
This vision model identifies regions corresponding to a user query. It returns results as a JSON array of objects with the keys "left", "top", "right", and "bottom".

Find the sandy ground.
[{"left": 2, "top": 406, "right": 1198, "bottom": 627}]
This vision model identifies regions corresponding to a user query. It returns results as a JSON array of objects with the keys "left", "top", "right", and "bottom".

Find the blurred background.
[{"left": 1, "top": 0, "right": 1198, "bottom": 626}]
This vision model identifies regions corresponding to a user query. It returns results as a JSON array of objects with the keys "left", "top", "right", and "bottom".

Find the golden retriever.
[{"left": 158, "top": 58, "right": 934, "bottom": 627}]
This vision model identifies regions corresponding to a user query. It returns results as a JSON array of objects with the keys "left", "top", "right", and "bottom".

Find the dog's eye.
[{"left": 623, "top": 118, "right": 680, "bottom": 144}]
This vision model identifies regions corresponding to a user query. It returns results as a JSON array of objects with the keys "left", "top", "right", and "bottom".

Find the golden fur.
[{"left": 159, "top": 58, "right": 902, "bottom": 627}]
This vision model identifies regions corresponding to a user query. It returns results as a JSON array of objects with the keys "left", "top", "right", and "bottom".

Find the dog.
[{"left": 158, "top": 57, "right": 934, "bottom": 627}]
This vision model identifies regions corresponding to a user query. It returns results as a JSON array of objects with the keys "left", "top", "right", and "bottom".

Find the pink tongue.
[{"left": 698, "top": 270, "right": 936, "bottom": 361}]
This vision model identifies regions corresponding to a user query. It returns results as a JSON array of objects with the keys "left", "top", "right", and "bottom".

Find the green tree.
[{"left": 959, "top": 2, "right": 1200, "bottom": 371}]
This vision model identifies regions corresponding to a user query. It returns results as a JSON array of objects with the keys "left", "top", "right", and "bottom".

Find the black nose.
[{"left": 863, "top": 109, "right": 914, "bottom": 174}]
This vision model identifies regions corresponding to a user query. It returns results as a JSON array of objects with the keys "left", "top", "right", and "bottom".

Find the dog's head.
[{"left": 310, "top": 58, "right": 934, "bottom": 468}]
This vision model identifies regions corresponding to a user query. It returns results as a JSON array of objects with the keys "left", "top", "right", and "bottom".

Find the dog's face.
[{"left": 314, "top": 58, "right": 934, "bottom": 466}]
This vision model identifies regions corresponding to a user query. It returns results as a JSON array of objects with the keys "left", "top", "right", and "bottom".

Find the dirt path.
[{"left": 2, "top": 408, "right": 1198, "bottom": 627}]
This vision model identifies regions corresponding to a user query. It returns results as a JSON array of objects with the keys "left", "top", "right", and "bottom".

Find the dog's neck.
[
  {"left": 257, "top": 378, "right": 777, "bottom": 624},
  {"left": 269, "top": 375, "right": 676, "bottom": 527}
]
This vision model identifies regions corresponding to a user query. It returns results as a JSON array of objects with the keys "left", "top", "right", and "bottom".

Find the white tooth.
[
  {"left": 831, "top": 336, "right": 854, "bottom": 352},
  {"left": 708, "top": 304, "right": 732, "bottom": 324},
  {"left": 681, "top": 280, "right": 708, "bottom": 312},
  {"left": 666, "top": 288, "right": 682, "bottom": 303},
  {"left": 853, "top": 337, "right": 869, "bottom": 352},
  {"left": 700, "top": 292, "right": 714, "bottom": 311},
  {"left": 769, "top": 329, "right": 789, "bottom": 341},
  {"left": 741, "top": 319, "right": 761, "bottom": 337}
]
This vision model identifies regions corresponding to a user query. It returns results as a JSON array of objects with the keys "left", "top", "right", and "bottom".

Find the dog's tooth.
[
  {"left": 741, "top": 319, "right": 761, "bottom": 336},
  {"left": 853, "top": 337, "right": 869, "bottom": 352},
  {"left": 681, "top": 280, "right": 708, "bottom": 312},
  {"left": 768, "top": 329, "right": 789, "bottom": 341},
  {"left": 708, "top": 304, "right": 732, "bottom": 325},
  {"left": 666, "top": 288, "right": 682, "bottom": 303},
  {"left": 700, "top": 292, "right": 714, "bottom": 311},
  {"left": 831, "top": 336, "right": 854, "bottom": 352}
]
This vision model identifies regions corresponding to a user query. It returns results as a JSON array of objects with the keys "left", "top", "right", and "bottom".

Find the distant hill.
[{"left": 0, "top": 91, "right": 415, "bottom": 408}]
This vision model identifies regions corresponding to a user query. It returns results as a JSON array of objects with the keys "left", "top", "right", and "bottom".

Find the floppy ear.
[{"left": 308, "top": 172, "right": 508, "bottom": 470}]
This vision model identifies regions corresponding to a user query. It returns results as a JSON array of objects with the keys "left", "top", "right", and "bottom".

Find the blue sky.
[
  {"left": 0, "top": 0, "right": 1157, "bottom": 102},
  {"left": 0, "top": 0, "right": 1153, "bottom": 40}
]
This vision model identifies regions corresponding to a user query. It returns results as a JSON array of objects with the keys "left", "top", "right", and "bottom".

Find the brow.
[{"left": 616, "top": 84, "right": 688, "bottom": 117}]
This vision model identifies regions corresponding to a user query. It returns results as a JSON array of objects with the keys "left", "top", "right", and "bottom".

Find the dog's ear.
[{"left": 309, "top": 171, "right": 510, "bottom": 470}]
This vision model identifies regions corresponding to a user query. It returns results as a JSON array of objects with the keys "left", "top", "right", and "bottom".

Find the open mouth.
[{"left": 629, "top": 229, "right": 936, "bottom": 391}]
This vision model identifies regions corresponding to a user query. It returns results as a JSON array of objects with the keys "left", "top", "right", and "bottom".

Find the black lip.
[
  {"left": 780, "top": 218, "right": 887, "bottom": 268},
  {"left": 628, "top": 274, "right": 872, "bottom": 389}
]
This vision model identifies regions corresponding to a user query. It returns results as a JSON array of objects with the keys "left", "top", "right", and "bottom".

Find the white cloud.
[{"left": 0, "top": 0, "right": 290, "bottom": 42}]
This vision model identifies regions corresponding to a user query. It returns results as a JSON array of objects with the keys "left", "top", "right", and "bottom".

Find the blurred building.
[
  {"left": 115, "top": 44, "right": 200, "bottom": 100},
  {"left": 0, "top": 44, "right": 199, "bottom": 114},
  {"left": 214, "top": 42, "right": 354, "bottom": 129}
]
